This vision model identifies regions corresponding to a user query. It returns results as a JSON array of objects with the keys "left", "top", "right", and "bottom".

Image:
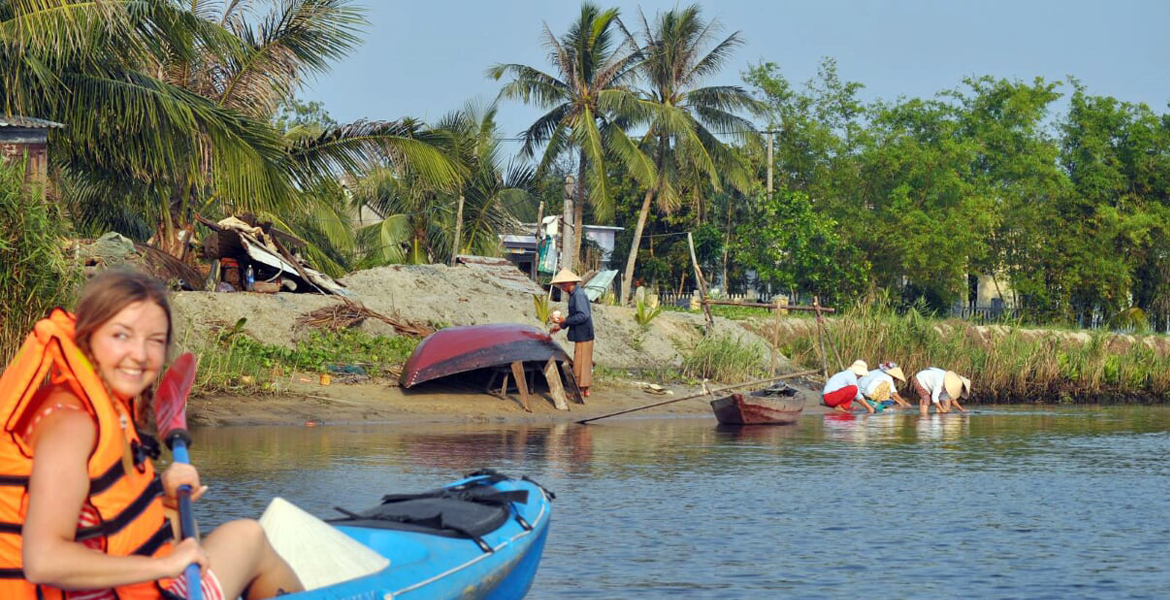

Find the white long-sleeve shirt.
[
  {"left": 823, "top": 370, "right": 863, "bottom": 401},
  {"left": 859, "top": 369, "right": 896, "bottom": 398},
  {"left": 915, "top": 367, "right": 952, "bottom": 404}
]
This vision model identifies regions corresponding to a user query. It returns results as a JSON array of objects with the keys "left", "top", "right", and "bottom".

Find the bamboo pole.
[
  {"left": 575, "top": 370, "right": 818, "bottom": 424},
  {"left": 814, "top": 296, "right": 844, "bottom": 371},
  {"left": 687, "top": 232, "right": 715, "bottom": 328}
]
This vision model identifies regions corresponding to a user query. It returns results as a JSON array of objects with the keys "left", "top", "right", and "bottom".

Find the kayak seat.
[{"left": 330, "top": 479, "right": 530, "bottom": 553}]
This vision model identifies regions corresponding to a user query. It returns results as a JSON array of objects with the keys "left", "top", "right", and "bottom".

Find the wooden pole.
[
  {"left": 532, "top": 200, "right": 544, "bottom": 280},
  {"left": 449, "top": 195, "right": 464, "bottom": 266},
  {"left": 814, "top": 296, "right": 843, "bottom": 372},
  {"left": 687, "top": 232, "right": 715, "bottom": 328},
  {"left": 576, "top": 370, "right": 818, "bottom": 424},
  {"left": 769, "top": 297, "right": 782, "bottom": 377}
]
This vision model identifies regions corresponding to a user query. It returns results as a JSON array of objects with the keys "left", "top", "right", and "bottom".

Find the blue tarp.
[{"left": 583, "top": 269, "right": 618, "bottom": 302}]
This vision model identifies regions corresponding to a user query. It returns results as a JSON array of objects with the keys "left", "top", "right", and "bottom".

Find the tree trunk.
[
  {"left": 621, "top": 187, "right": 657, "bottom": 305},
  {"left": 572, "top": 152, "right": 586, "bottom": 271},
  {"left": 721, "top": 194, "right": 734, "bottom": 291}
]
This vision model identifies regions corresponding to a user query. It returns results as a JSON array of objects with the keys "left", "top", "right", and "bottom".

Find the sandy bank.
[{"left": 189, "top": 374, "right": 831, "bottom": 428}]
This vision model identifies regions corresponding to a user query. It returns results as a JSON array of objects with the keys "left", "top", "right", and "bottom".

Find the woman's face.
[{"left": 88, "top": 301, "right": 169, "bottom": 401}]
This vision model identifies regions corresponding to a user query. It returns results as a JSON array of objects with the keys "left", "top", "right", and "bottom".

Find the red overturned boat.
[
  {"left": 400, "top": 324, "right": 572, "bottom": 389},
  {"left": 710, "top": 387, "right": 805, "bottom": 426}
]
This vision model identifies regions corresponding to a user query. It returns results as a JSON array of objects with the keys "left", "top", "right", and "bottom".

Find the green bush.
[
  {"left": 681, "top": 333, "right": 765, "bottom": 383},
  {"left": 189, "top": 327, "right": 418, "bottom": 392},
  {"left": 0, "top": 162, "right": 81, "bottom": 363}
]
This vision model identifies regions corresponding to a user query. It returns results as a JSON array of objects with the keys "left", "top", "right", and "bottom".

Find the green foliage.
[
  {"left": 634, "top": 298, "right": 664, "bottom": 330},
  {"left": 533, "top": 293, "right": 552, "bottom": 324},
  {"left": 733, "top": 190, "right": 868, "bottom": 306},
  {"left": 0, "top": 163, "right": 82, "bottom": 363},
  {"left": 681, "top": 334, "right": 766, "bottom": 383},
  {"left": 191, "top": 328, "right": 418, "bottom": 392}
]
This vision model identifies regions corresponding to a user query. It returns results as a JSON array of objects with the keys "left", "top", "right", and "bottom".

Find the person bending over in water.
[
  {"left": 911, "top": 367, "right": 971, "bottom": 415},
  {"left": 822, "top": 360, "right": 875, "bottom": 413},
  {"left": 0, "top": 270, "right": 303, "bottom": 600}
]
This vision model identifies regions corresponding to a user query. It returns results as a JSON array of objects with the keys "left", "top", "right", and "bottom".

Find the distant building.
[
  {"left": 499, "top": 223, "right": 623, "bottom": 279},
  {"left": 0, "top": 116, "right": 64, "bottom": 184}
]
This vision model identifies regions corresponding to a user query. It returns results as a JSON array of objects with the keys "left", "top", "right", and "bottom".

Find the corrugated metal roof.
[{"left": 0, "top": 116, "right": 64, "bottom": 129}]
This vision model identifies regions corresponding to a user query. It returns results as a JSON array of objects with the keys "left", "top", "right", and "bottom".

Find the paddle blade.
[{"left": 155, "top": 352, "right": 197, "bottom": 438}]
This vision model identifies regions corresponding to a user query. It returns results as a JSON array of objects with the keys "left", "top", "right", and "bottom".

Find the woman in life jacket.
[{"left": 10, "top": 270, "right": 303, "bottom": 599}]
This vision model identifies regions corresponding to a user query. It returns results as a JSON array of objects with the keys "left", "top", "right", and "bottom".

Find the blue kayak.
[{"left": 281, "top": 470, "right": 553, "bottom": 600}]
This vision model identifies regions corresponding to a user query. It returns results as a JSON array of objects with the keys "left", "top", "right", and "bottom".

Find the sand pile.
[{"left": 171, "top": 263, "right": 791, "bottom": 373}]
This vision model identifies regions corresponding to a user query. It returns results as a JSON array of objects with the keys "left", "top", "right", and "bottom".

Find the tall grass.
[
  {"left": 773, "top": 301, "right": 1170, "bottom": 402},
  {"left": 0, "top": 162, "right": 81, "bottom": 363},
  {"left": 681, "top": 333, "right": 766, "bottom": 383}
]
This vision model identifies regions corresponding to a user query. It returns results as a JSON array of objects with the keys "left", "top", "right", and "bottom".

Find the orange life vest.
[{"left": 0, "top": 309, "right": 174, "bottom": 600}]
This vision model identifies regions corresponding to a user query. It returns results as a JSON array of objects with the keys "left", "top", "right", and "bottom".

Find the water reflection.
[{"left": 187, "top": 407, "right": 1170, "bottom": 599}]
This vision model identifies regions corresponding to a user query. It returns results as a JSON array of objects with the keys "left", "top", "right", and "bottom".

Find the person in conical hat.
[
  {"left": 911, "top": 366, "right": 971, "bottom": 414},
  {"left": 548, "top": 269, "right": 594, "bottom": 398},
  {"left": 859, "top": 361, "right": 912, "bottom": 409},
  {"left": 821, "top": 359, "right": 875, "bottom": 413}
]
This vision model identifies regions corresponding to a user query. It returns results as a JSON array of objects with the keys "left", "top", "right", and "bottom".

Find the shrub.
[{"left": 0, "top": 162, "right": 81, "bottom": 363}]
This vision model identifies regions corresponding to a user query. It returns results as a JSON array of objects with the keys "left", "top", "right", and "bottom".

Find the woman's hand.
[
  {"left": 163, "top": 537, "right": 209, "bottom": 578},
  {"left": 161, "top": 463, "right": 208, "bottom": 508}
]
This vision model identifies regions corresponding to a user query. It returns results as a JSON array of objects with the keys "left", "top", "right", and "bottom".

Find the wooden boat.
[
  {"left": 270, "top": 470, "right": 552, "bottom": 600},
  {"left": 400, "top": 324, "right": 571, "bottom": 388},
  {"left": 710, "top": 388, "right": 805, "bottom": 425}
]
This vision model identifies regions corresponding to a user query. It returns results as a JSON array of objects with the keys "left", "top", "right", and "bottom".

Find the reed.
[
  {"left": 0, "top": 163, "right": 81, "bottom": 363},
  {"left": 681, "top": 333, "right": 767, "bottom": 383},
  {"left": 772, "top": 301, "right": 1170, "bottom": 403}
]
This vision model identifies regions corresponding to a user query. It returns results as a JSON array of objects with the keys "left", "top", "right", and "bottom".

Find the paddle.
[{"left": 154, "top": 352, "right": 201, "bottom": 600}]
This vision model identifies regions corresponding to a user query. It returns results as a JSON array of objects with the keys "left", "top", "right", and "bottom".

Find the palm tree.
[
  {"left": 619, "top": 5, "right": 763, "bottom": 304},
  {"left": 2, "top": 0, "right": 462, "bottom": 269},
  {"left": 350, "top": 104, "right": 533, "bottom": 266},
  {"left": 487, "top": 1, "right": 655, "bottom": 270},
  {"left": 1, "top": 0, "right": 295, "bottom": 251}
]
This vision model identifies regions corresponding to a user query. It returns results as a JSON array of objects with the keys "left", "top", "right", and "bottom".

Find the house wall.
[
  {"left": 0, "top": 140, "right": 49, "bottom": 184},
  {"left": 976, "top": 273, "right": 1017, "bottom": 308}
]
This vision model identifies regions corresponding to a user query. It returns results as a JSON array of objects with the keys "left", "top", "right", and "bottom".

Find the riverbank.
[
  {"left": 171, "top": 264, "right": 1170, "bottom": 428},
  {"left": 189, "top": 372, "right": 831, "bottom": 427}
]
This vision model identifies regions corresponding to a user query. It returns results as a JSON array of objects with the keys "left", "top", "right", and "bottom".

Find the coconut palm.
[
  {"left": 487, "top": 1, "right": 655, "bottom": 270},
  {"left": 350, "top": 104, "right": 534, "bottom": 266},
  {"left": 2, "top": 0, "right": 462, "bottom": 269},
  {"left": 619, "top": 5, "right": 764, "bottom": 304}
]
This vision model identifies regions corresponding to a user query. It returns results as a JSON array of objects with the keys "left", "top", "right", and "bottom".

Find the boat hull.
[
  {"left": 282, "top": 473, "right": 552, "bottom": 600},
  {"left": 400, "top": 324, "right": 570, "bottom": 388},
  {"left": 710, "top": 391, "right": 804, "bottom": 425}
]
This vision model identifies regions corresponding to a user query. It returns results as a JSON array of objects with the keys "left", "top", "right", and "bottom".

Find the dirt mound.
[{"left": 171, "top": 263, "right": 789, "bottom": 373}]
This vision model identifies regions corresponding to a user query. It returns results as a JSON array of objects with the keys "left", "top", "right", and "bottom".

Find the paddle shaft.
[
  {"left": 576, "top": 370, "right": 819, "bottom": 424},
  {"left": 167, "top": 431, "right": 202, "bottom": 600}
]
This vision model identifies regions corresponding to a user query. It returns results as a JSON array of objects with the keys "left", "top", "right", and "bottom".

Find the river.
[{"left": 190, "top": 406, "right": 1170, "bottom": 599}]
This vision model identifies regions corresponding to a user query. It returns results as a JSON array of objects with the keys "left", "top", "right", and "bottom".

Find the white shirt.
[
  {"left": 915, "top": 367, "right": 952, "bottom": 404},
  {"left": 859, "top": 369, "right": 896, "bottom": 398},
  {"left": 823, "top": 370, "right": 863, "bottom": 401}
]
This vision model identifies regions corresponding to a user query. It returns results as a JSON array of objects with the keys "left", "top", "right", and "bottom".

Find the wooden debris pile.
[{"left": 296, "top": 299, "right": 433, "bottom": 337}]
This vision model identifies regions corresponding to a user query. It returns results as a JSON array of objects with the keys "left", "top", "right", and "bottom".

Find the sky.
[{"left": 303, "top": 0, "right": 1170, "bottom": 139}]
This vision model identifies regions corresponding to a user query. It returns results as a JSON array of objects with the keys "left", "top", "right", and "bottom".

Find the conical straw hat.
[
  {"left": 549, "top": 269, "right": 582, "bottom": 285},
  {"left": 883, "top": 365, "right": 906, "bottom": 382},
  {"left": 958, "top": 375, "right": 972, "bottom": 399},
  {"left": 943, "top": 371, "right": 964, "bottom": 401}
]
